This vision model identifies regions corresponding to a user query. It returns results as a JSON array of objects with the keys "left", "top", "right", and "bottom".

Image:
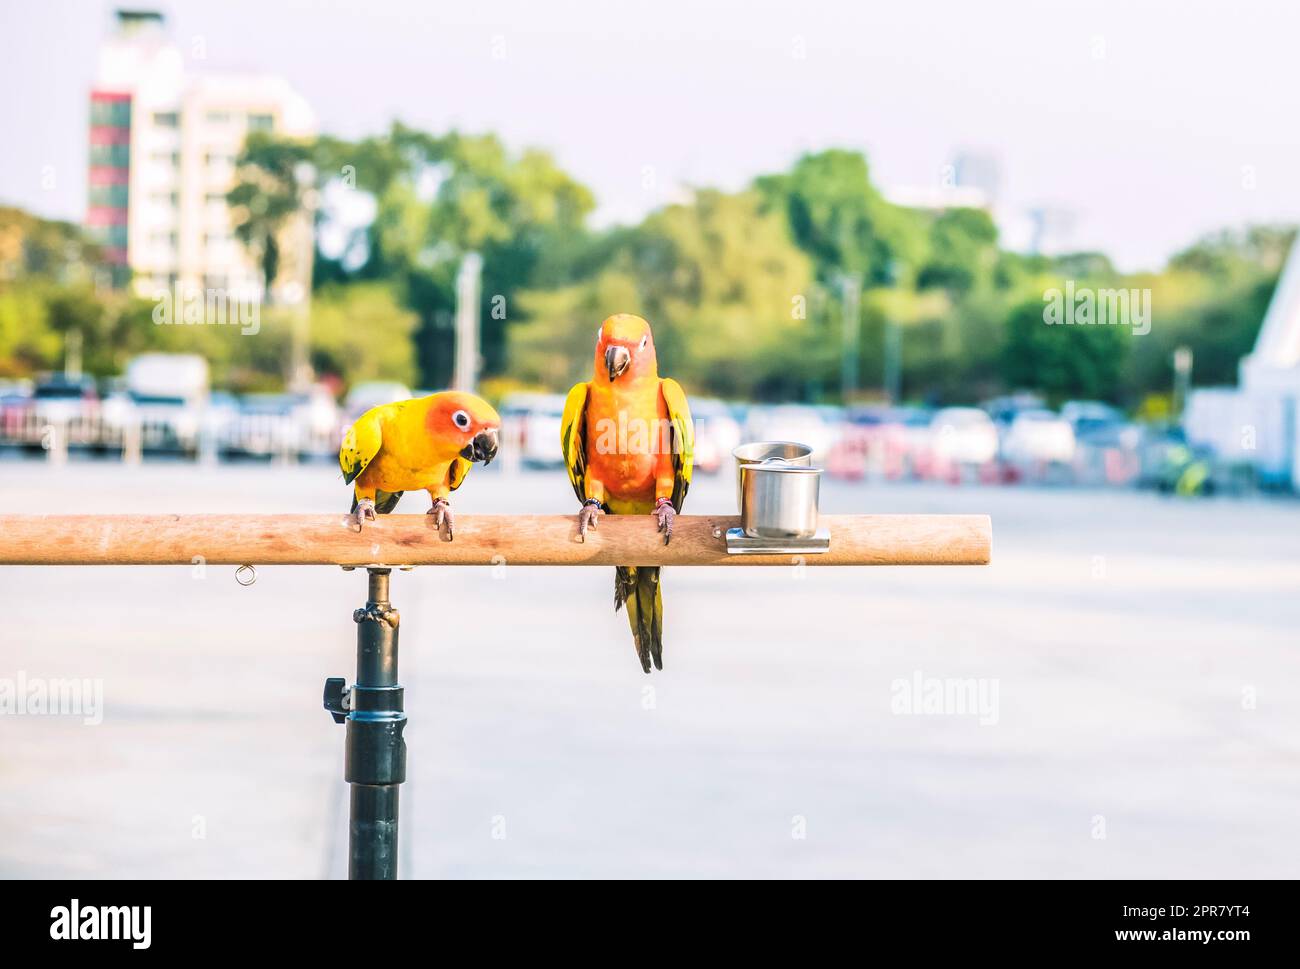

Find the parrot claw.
[
  {"left": 654, "top": 501, "right": 675, "bottom": 545},
  {"left": 352, "top": 498, "right": 377, "bottom": 531},
  {"left": 428, "top": 498, "right": 454, "bottom": 540},
  {"left": 576, "top": 502, "right": 602, "bottom": 542}
]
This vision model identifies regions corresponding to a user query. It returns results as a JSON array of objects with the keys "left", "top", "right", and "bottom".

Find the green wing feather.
[
  {"left": 560, "top": 381, "right": 590, "bottom": 505},
  {"left": 659, "top": 377, "right": 693, "bottom": 512}
]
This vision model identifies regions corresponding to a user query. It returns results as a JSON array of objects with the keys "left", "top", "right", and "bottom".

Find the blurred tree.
[
  {"left": 916, "top": 208, "right": 999, "bottom": 295},
  {"left": 510, "top": 188, "right": 814, "bottom": 399},
  {"left": 1169, "top": 225, "right": 1294, "bottom": 282},
  {"left": 322, "top": 126, "right": 596, "bottom": 387},
  {"left": 1001, "top": 297, "right": 1129, "bottom": 403},
  {"left": 754, "top": 149, "right": 927, "bottom": 286},
  {"left": 228, "top": 133, "right": 317, "bottom": 301},
  {"left": 307, "top": 283, "right": 419, "bottom": 387}
]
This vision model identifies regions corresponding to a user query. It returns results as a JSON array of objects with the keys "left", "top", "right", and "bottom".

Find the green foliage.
[
  {"left": 755, "top": 149, "right": 926, "bottom": 285},
  {"left": 917, "top": 208, "right": 999, "bottom": 295},
  {"left": 228, "top": 133, "right": 317, "bottom": 296},
  {"left": 0, "top": 129, "right": 1291, "bottom": 409},
  {"left": 511, "top": 188, "right": 814, "bottom": 398},
  {"left": 1001, "top": 297, "right": 1130, "bottom": 403},
  {"left": 307, "top": 283, "right": 418, "bottom": 387}
]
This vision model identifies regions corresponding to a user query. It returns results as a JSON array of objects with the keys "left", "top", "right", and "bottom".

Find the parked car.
[
  {"left": 292, "top": 386, "right": 343, "bottom": 458},
  {"left": 1000, "top": 409, "right": 1077, "bottom": 466},
  {"left": 744, "top": 405, "right": 839, "bottom": 461},
  {"left": 223, "top": 394, "right": 304, "bottom": 459},
  {"left": 1061, "top": 400, "right": 1125, "bottom": 440},
  {"left": 0, "top": 380, "right": 33, "bottom": 441},
  {"left": 343, "top": 381, "right": 412, "bottom": 423},
  {"left": 691, "top": 398, "right": 742, "bottom": 474},
  {"left": 983, "top": 393, "right": 1046, "bottom": 428},
  {"left": 500, "top": 392, "right": 566, "bottom": 468},
  {"left": 927, "top": 407, "right": 1000, "bottom": 472},
  {"left": 30, "top": 374, "right": 99, "bottom": 425},
  {"left": 110, "top": 354, "right": 210, "bottom": 454}
]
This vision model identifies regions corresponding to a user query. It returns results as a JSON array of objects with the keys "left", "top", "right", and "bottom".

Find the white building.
[
  {"left": 87, "top": 10, "right": 316, "bottom": 300},
  {"left": 1184, "top": 239, "right": 1300, "bottom": 488}
]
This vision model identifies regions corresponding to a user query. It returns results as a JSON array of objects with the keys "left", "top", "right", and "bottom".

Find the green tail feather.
[{"left": 616, "top": 566, "right": 663, "bottom": 673}]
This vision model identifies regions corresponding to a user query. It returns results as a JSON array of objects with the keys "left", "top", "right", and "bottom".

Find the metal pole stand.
[{"left": 324, "top": 567, "right": 407, "bottom": 879}]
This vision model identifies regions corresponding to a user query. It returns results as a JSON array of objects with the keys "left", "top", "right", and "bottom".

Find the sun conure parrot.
[
  {"left": 340, "top": 391, "right": 501, "bottom": 538},
  {"left": 561, "top": 313, "right": 693, "bottom": 673}
]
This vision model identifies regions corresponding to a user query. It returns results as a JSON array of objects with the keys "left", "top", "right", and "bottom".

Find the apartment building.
[{"left": 86, "top": 10, "right": 316, "bottom": 299}]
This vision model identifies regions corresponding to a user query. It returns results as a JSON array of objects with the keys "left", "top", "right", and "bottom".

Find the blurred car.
[
  {"left": 0, "top": 380, "right": 33, "bottom": 440},
  {"left": 744, "top": 404, "right": 839, "bottom": 461},
  {"left": 343, "top": 381, "right": 412, "bottom": 423},
  {"left": 30, "top": 374, "right": 99, "bottom": 425},
  {"left": 104, "top": 354, "right": 211, "bottom": 454},
  {"left": 1060, "top": 400, "right": 1126, "bottom": 441},
  {"left": 691, "top": 398, "right": 742, "bottom": 474},
  {"left": 828, "top": 405, "right": 887, "bottom": 480},
  {"left": 983, "top": 392, "right": 1046, "bottom": 428},
  {"left": 1000, "top": 409, "right": 1076, "bottom": 466},
  {"left": 500, "top": 392, "right": 566, "bottom": 468},
  {"left": 293, "top": 385, "right": 343, "bottom": 458},
  {"left": 201, "top": 391, "right": 241, "bottom": 448},
  {"left": 880, "top": 407, "right": 935, "bottom": 479},
  {"left": 927, "top": 407, "right": 999, "bottom": 470},
  {"left": 223, "top": 394, "right": 303, "bottom": 459}
]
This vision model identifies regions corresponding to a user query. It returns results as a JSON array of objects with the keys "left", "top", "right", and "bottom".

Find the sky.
[{"left": 1, "top": 0, "right": 1297, "bottom": 272}]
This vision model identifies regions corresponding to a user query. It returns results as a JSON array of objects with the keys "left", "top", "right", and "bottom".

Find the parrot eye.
[
  {"left": 452, "top": 409, "right": 471, "bottom": 430},
  {"left": 639, "top": 335, "right": 648, "bottom": 351}
]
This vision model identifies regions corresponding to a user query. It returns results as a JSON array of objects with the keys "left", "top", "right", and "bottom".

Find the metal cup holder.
[{"left": 726, "top": 442, "right": 830, "bottom": 554}]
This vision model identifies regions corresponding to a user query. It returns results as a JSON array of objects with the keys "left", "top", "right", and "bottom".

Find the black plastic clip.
[{"left": 323, "top": 677, "right": 349, "bottom": 724}]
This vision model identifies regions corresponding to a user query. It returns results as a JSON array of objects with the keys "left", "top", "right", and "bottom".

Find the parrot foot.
[
  {"left": 654, "top": 498, "right": 675, "bottom": 545},
  {"left": 351, "top": 498, "right": 377, "bottom": 531},
  {"left": 428, "top": 498, "right": 454, "bottom": 541},
  {"left": 577, "top": 500, "right": 602, "bottom": 542}
]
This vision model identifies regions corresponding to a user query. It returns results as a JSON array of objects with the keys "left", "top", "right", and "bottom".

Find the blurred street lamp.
[
  {"left": 1173, "top": 345, "right": 1193, "bottom": 419},
  {"left": 883, "top": 260, "right": 904, "bottom": 405},
  {"left": 839, "top": 272, "right": 862, "bottom": 403},
  {"left": 286, "top": 162, "right": 318, "bottom": 392},
  {"left": 454, "top": 252, "right": 483, "bottom": 393}
]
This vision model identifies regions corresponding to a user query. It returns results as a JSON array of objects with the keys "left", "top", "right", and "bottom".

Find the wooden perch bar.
[{"left": 0, "top": 513, "right": 990, "bottom": 567}]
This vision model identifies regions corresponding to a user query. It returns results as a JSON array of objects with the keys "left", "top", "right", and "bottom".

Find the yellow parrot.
[
  {"left": 561, "top": 313, "right": 693, "bottom": 673},
  {"left": 340, "top": 391, "right": 501, "bottom": 538}
]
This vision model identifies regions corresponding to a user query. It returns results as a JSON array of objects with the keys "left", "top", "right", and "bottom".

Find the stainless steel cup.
[
  {"left": 732, "top": 441, "right": 813, "bottom": 511},
  {"left": 738, "top": 457, "right": 822, "bottom": 538}
]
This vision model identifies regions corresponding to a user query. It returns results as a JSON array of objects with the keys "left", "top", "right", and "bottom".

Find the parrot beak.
[
  {"left": 605, "top": 345, "right": 631, "bottom": 382},
  {"left": 461, "top": 428, "right": 499, "bottom": 465}
]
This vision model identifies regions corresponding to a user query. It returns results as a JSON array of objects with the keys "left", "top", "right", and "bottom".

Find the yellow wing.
[
  {"left": 339, "top": 405, "right": 387, "bottom": 484},
  {"left": 659, "top": 377, "right": 693, "bottom": 511},
  {"left": 560, "top": 382, "right": 590, "bottom": 505}
]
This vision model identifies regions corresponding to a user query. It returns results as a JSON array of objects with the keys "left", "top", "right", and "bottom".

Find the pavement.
[{"left": 1, "top": 455, "right": 1298, "bottom": 878}]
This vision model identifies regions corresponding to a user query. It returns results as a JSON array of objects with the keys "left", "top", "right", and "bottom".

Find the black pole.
[{"left": 324, "top": 567, "right": 407, "bottom": 879}]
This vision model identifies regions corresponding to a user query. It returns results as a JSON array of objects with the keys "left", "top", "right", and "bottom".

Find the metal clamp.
[{"left": 323, "top": 677, "right": 350, "bottom": 724}]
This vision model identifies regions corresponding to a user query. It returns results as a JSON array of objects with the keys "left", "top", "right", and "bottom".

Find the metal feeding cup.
[
  {"left": 727, "top": 442, "right": 830, "bottom": 554},
  {"left": 732, "top": 441, "right": 813, "bottom": 510}
]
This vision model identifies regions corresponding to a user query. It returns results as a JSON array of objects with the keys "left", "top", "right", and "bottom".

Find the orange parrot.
[
  {"left": 340, "top": 391, "right": 501, "bottom": 538},
  {"left": 561, "top": 314, "right": 693, "bottom": 673}
]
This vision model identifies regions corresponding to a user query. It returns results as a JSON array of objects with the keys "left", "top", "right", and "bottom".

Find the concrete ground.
[{"left": 1, "top": 456, "right": 1298, "bottom": 878}]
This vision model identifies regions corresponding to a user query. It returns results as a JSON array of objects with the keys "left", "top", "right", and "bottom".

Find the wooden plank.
[{"left": 0, "top": 514, "right": 991, "bottom": 567}]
